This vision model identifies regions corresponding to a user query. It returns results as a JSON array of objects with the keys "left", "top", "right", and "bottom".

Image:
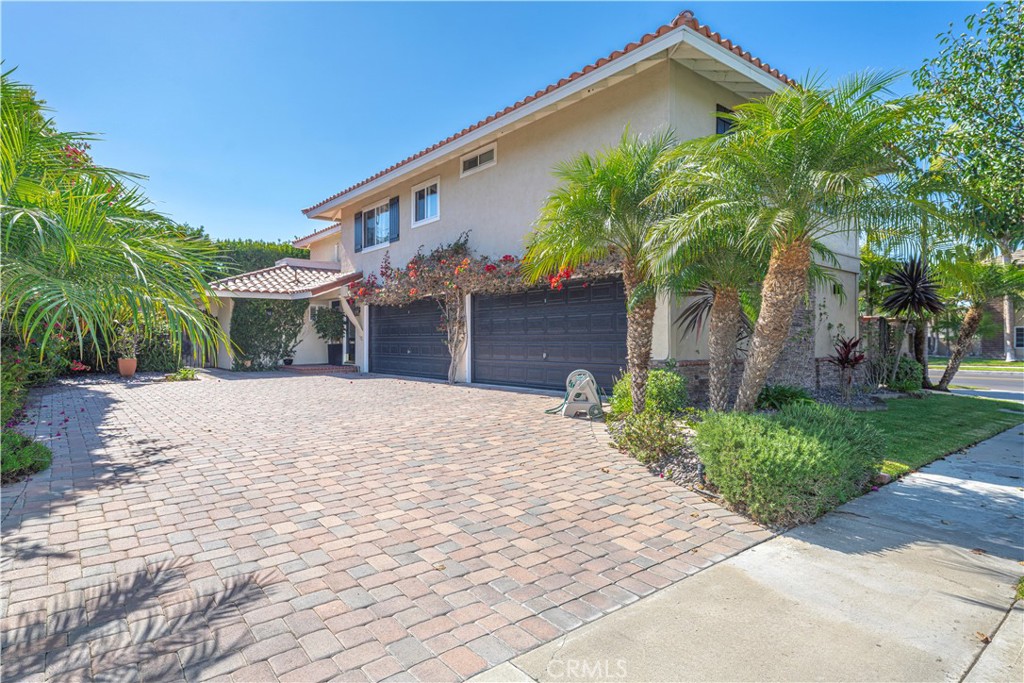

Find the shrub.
[
  {"left": 609, "top": 370, "right": 688, "bottom": 418},
  {"left": 230, "top": 299, "right": 308, "bottom": 370},
  {"left": 165, "top": 367, "right": 198, "bottom": 382},
  {"left": 755, "top": 384, "right": 814, "bottom": 410},
  {"left": 694, "top": 403, "right": 884, "bottom": 526},
  {"left": 609, "top": 410, "right": 687, "bottom": 464},
  {"left": 888, "top": 357, "right": 923, "bottom": 393},
  {"left": 1, "top": 429, "right": 52, "bottom": 482},
  {"left": 137, "top": 324, "right": 182, "bottom": 373}
]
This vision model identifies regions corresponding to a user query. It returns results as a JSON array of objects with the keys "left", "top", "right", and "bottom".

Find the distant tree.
[
  {"left": 914, "top": 1, "right": 1024, "bottom": 359},
  {"left": 216, "top": 238, "right": 308, "bottom": 275}
]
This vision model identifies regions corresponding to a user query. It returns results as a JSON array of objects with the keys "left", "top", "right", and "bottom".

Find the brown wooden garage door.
[
  {"left": 370, "top": 300, "right": 450, "bottom": 380},
  {"left": 472, "top": 278, "right": 627, "bottom": 391}
]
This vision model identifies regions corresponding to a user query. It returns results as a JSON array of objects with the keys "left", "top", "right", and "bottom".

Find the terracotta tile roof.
[
  {"left": 293, "top": 222, "right": 342, "bottom": 247},
  {"left": 210, "top": 260, "right": 361, "bottom": 297},
  {"left": 301, "top": 9, "right": 794, "bottom": 220}
]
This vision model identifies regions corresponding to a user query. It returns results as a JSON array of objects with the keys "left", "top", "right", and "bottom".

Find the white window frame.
[
  {"left": 460, "top": 143, "right": 497, "bottom": 178},
  {"left": 360, "top": 198, "right": 392, "bottom": 253},
  {"left": 309, "top": 303, "right": 328, "bottom": 321},
  {"left": 411, "top": 176, "right": 441, "bottom": 228},
  {"left": 1015, "top": 326, "right": 1024, "bottom": 348}
]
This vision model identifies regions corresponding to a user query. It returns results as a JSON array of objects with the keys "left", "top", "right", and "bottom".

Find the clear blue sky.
[{"left": 2, "top": 1, "right": 980, "bottom": 242}]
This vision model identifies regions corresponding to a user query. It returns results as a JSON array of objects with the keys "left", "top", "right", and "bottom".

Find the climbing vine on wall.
[
  {"left": 346, "top": 232, "right": 620, "bottom": 383},
  {"left": 229, "top": 299, "right": 309, "bottom": 370}
]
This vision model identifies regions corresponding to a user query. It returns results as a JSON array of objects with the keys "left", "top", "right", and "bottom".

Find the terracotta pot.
[{"left": 118, "top": 357, "right": 137, "bottom": 378}]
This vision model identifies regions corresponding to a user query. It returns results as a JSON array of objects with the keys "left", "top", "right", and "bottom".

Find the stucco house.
[{"left": 211, "top": 10, "right": 861, "bottom": 398}]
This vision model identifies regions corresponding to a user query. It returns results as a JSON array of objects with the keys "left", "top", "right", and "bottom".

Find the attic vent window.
[{"left": 460, "top": 144, "right": 497, "bottom": 177}]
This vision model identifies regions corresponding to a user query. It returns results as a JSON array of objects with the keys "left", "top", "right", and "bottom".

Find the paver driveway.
[{"left": 1, "top": 372, "right": 770, "bottom": 682}]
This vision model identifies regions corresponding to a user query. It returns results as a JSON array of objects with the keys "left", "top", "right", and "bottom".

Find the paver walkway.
[
  {"left": 0, "top": 372, "right": 769, "bottom": 682},
  {"left": 480, "top": 422, "right": 1024, "bottom": 682}
]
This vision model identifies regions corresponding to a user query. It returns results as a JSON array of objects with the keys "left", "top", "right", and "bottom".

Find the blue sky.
[{"left": 3, "top": 1, "right": 980, "bottom": 242}]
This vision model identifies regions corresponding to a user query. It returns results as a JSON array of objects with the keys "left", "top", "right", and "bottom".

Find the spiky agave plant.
[
  {"left": 882, "top": 257, "right": 945, "bottom": 318},
  {"left": 881, "top": 257, "right": 945, "bottom": 386}
]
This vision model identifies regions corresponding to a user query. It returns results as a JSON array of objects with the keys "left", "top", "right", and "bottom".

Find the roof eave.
[{"left": 304, "top": 27, "right": 688, "bottom": 221}]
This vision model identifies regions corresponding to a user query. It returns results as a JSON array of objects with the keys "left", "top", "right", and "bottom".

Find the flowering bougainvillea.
[
  {"left": 347, "top": 233, "right": 524, "bottom": 383},
  {"left": 346, "top": 233, "right": 622, "bottom": 383}
]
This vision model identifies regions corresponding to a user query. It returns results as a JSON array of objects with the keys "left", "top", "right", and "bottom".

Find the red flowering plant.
[{"left": 347, "top": 233, "right": 523, "bottom": 383}]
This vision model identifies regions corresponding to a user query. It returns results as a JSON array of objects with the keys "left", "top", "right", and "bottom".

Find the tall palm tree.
[
  {"left": 658, "top": 72, "right": 920, "bottom": 410},
  {"left": 933, "top": 250, "right": 1024, "bottom": 390},
  {"left": 522, "top": 130, "right": 678, "bottom": 413},
  {"left": 1, "top": 70, "right": 224, "bottom": 359}
]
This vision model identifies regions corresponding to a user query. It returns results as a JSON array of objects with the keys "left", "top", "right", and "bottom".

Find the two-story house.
[{"left": 211, "top": 10, "right": 861, "bottom": 398}]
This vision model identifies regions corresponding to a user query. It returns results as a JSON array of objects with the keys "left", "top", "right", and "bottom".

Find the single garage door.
[
  {"left": 370, "top": 299, "right": 449, "bottom": 380},
  {"left": 472, "top": 278, "right": 627, "bottom": 391}
]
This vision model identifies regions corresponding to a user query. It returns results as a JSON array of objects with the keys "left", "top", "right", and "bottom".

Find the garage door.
[
  {"left": 472, "top": 278, "right": 627, "bottom": 391},
  {"left": 370, "top": 299, "right": 450, "bottom": 380}
]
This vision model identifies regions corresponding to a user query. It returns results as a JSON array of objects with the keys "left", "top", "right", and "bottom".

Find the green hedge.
[
  {"left": 609, "top": 370, "right": 689, "bottom": 418},
  {"left": 694, "top": 403, "right": 884, "bottom": 526},
  {"left": 230, "top": 299, "right": 308, "bottom": 370}
]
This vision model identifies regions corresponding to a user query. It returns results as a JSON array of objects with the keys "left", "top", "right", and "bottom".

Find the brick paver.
[{"left": 1, "top": 372, "right": 771, "bottom": 681}]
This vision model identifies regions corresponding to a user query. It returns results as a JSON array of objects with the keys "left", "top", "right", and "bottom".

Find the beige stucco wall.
[
  {"left": 308, "top": 239, "right": 339, "bottom": 264},
  {"left": 300, "top": 56, "right": 862, "bottom": 379},
  {"left": 213, "top": 298, "right": 234, "bottom": 370}
]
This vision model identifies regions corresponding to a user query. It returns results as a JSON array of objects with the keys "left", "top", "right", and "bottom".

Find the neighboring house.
[{"left": 211, "top": 10, "right": 861, "bottom": 398}]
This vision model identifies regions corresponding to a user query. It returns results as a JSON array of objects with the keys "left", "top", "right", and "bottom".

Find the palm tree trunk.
[
  {"left": 936, "top": 306, "right": 982, "bottom": 391},
  {"left": 708, "top": 287, "right": 741, "bottom": 411},
  {"left": 623, "top": 262, "right": 655, "bottom": 414},
  {"left": 913, "top": 319, "right": 932, "bottom": 388},
  {"left": 734, "top": 240, "right": 812, "bottom": 412}
]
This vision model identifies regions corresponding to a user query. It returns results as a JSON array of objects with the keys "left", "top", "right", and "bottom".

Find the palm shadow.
[{"left": 1, "top": 558, "right": 272, "bottom": 681}]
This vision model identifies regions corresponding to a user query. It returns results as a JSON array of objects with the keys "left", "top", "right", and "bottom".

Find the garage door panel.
[
  {"left": 472, "top": 278, "right": 627, "bottom": 391},
  {"left": 370, "top": 300, "right": 450, "bottom": 380}
]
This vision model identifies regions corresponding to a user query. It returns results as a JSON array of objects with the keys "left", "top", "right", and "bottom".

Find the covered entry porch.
[{"left": 209, "top": 258, "right": 363, "bottom": 370}]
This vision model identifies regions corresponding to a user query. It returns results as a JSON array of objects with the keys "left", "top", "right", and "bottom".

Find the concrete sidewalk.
[{"left": 472, "top": 424, "right": 1024, "bottom": 682}]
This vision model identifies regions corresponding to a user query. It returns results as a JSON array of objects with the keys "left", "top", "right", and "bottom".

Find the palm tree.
[
  {"left": 522, "top": 130, "right": 678, "bottom": 413},
  {"left": 659, "top": 72, "right": 920, "bottom": 411},
  {"left": 1, "top": 70, "right": 224, "bottom": 359},
  {"left": 933, "top": 250, "right": 1024, "bottom": 390},
  {"left": 880, "top": 257, "right": 945, "bottom": 386},
  {"left": 648, "top": 225, "right": 765, "bottom": 411}
]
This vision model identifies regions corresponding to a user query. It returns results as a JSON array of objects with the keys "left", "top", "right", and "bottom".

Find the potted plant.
[
  {"left": 283, "top": 357, "right": 294, "bottom": 366},
  {"left": 114, "top": 322, "right": 141, "bottom": 378},
  {"left": 311, "top": 306, "right": 348, "bottom": 365}
]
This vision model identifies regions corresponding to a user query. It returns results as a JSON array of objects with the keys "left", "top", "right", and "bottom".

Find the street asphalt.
[{"left": 928, "top": 368, "right": 1024, "bottom": 403}]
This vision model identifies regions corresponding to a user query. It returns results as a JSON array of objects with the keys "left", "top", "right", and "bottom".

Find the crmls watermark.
[{"left": 546, "top": 658, "right": 628, "bottom": 680}]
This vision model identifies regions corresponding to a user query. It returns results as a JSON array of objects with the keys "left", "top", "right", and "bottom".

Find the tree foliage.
[
  {"left": 229, "top": 299, "right": 308, "bottom": 371},
  {"left": 0, "top": 70, "right": 224, "bottom": 360},
  {"left": 914, "top": 1, "right": 1024, "bottom": 229},
  {"left": 523, "top": 130, "right": 680, "bottom": 412}
]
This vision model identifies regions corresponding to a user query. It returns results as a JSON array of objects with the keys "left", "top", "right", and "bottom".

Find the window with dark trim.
[
  {"left": 716, "top": 105, "right": 735, "bottom": 135},
  {"left": 1015, "top": 326, "right": 1024, "bottom": 348}
]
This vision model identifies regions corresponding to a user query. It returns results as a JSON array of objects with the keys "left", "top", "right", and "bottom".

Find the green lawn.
[
  {"left": 928, "top": 359, "right": 1023, "bottom": 372},
  {"left": 868, "top": 394, "right": 1024, "bottom": 477}
]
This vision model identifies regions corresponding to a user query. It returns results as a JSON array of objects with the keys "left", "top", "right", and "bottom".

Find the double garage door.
[{"left": 369, "top": 279, "right": 627, "bottom": 390}]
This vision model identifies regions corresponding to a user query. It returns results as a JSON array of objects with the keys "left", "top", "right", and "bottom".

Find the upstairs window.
[
  {"left": 460, "top": 143, "right": 497, "bottom": 177},
  {"left": 716, "top": 105, "right": 735, "bottom": 135},
  {"left": 355, "top": 196, "right": 399, "bottom": 252},
  {"left": 363, "top": 200, "right": 391, "bottom": 249},
  {"left": 412, "top": 177, "right": 440, "bottom": 227}
]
